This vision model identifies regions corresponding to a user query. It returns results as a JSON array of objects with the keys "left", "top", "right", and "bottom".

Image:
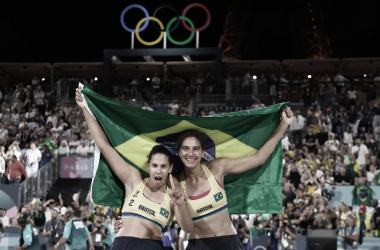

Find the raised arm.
[
  {"left": 75, "top": 88, "right": 142, "bottom": 188},
  {"left": 209, "top": 107, "right": 293, "bottom": 175},
  {"left": 169, "top": 175, "right": 193, "bottom": 233}
]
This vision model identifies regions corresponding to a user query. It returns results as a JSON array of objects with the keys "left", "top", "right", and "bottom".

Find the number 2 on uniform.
[{"left": 129, "top": 200, "right": 134, "bottom": 206}]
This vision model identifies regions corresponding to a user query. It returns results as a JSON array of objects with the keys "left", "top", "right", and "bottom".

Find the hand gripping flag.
[{"left": 80, "top": 85, "right": 288, "bottom": 214}]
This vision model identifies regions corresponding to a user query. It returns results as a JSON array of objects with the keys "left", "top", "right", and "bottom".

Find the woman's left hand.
[
  {"left": 169, "top": 174, "right": 185, "bottom": 206},
  {"left": 281, "top": 106, "right": 293, "bottom": 125}
]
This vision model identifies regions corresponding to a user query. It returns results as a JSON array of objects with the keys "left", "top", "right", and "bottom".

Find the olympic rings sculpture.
[{"left": 120, "top": 3, "right": 210, "bottom": 46}]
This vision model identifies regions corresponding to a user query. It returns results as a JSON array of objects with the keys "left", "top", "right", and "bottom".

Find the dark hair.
[
  {"left": 81, "top": 202, "right": 89, "bottom": 207},
  {"left": 176, "top": 130, "right": 205, "bottom": 151},
  {"left": 65, "top": 210, "right": 72, "bottom": 219},
  {"left": 148, "top": 145, "right": 172, "bottom": 165},
  {"left": 18, "top": 219, "right": 26, "bottom": 228},
  {"left": 74, "top": 209, "right": 82, "bottom": 218}
]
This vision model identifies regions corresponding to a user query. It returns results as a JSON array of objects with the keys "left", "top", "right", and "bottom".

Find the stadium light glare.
[
  {"left": 182, "top": 55, "right": 192, "bottom": 62},
  {"left": 308, "top": 75, "right": 312, "bottom": 78},
  {"left": 253, "top": 75, "right": 257, "bottom": 79},
  {"left": 42, "top": 78, "right": 45, "bottom": 81}
]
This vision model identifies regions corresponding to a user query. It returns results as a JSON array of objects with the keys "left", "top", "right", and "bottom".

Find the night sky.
[{"left": 1, "top": 0, "right": 380, "bottom": 63}]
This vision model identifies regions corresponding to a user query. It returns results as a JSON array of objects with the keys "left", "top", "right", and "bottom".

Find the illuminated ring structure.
[
  {"left": 120, "top": 4, "right": 149, "bottom": 33},
  {"left": 181, "top": 3, "right": 211, "bottom": 32},
  {"left": 135, "top": 17, "right": 164, "bottom": 46},
  {"left": 152, "top": 5, "right": 180, "bottom": 32},
  {"left": 166, "top": 16, "right": 195, "bottom": 45},
  {"left": 120, "top": 3, "right": 210, "bottom": 46}
]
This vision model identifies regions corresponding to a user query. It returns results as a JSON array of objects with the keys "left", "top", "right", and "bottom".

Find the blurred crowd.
[
  {"left": 1, "top": 70, "right": 380, "bottom": 249},
  {"left": 0, "top": 83, "right": 97, "bottom": 184}
]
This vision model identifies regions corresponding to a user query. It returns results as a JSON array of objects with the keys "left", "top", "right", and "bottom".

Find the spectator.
[
  {"left": 19, "top": 115, "right": 28, "bottom": 131},
  {"left": 56, "top": 140, "right": 70, "bottom": 157},
  {"left": 14, "top": 98, "right": 24, "bottom": 114},
  {"left": 41, "top": 145, "right": 54, "bottom": 167},
  {"left": 168, "top": 99, "right": 179, "bottom": 115},
  {"left": 347, "top": 105, "right": 362, "bottom": 137},
  {"left": 303, "top": 126, "right": 318, "bottom": 154},
  {"left": 88, "top": 214, "right": 109, "bottom": 250},
  {"left": 54, "top": 210, "right": 94, "bottom": 250},
  {"left": 46, "top": 110, "right": 58, "bottom": 127},
  {"left": 19, "top": 123, "right": 31, "bottom": 149},
  {"left": 23, "top": 142, "right": 41, "bottom": 177},
  {"left": 290, "top": 109, "right": 304, "bottom": 148},
  {"left": 0, "top": 207, "right": 10, "bottom": 231},
  {"left": 343, "top": 126, "right": 354, "bottom": 146},
  {"left": 25, "top": 106, "right": 36, "bottom": 121},
  {"left": 1, "top": 108, "right": 11, "bottom": 128},
  {"left": 6, "top": 155, "right": 27, "bottom": 185},
  {"left": 367, "top": 165, "right": 379, "bottom": 185},
  {"left": 235, "top": 218, "right": 252, "bottom": 250},
  {"left": 76, "top": 140, "right": 89, "bottom": 156},
  {"left": 11, "top": 109, "right": 21, "bottom": 127},
  {"left": 321, "top": 108, "right": 333, "bottom": 134},
  {"left": 0, "top": 122, "right": 8, "bottom": 145},
  {"left": 346, "top": 86, "right": 360, "bottom": 109},
  {"left": 204, "top": 72, "right": 215, "bottom": 94},
  {"left": 69, "top": 133, "right": 80, "bottom": 154},
  {"left": 17, "top": 219, "right": 40, "bottom": 250},
  {"left": 276, "top": 217, "right": 297, "bottom": 250},
  {"left": 339, "top": 214, "right": 359, "bottom": 250},
  {"left": 351, "top": 139, "right": 369, "bottom": 170},
  {"left": 282, "top": 183, "right": 296, "bottom": 207},
  {"left": 336, "top": 202, "right": 351, "bottom": 228},
  {"left": 334, "top": 166, "right": 350, "bottom": 186},
  {"left": 285, "top": 163, "right": 302, "bottom": 189},
  {"left": 79, "top": 133, "right": 90, "bottom": 147},
  {"left": 24, "top": 85, "right": 34, "bottom": 105},
  {"left": 249, "top": 216, "right": 268, "bottom": 238},
  {"left": 355, "top": 203, "right": 371, "bottom": 238},
  {"left": 180, "top": 100, "right": 191, "bottom": 116},
  {"left": 268, "top": 219, "right": 279, "bottom": 250},
  {"left": 335, "top": 106, "right": 347, "bottom": 140},
  {"left": 354, "top": 170, "right": 367, "bottom": 186},
  {"left": 42, "top": 208, "right": 65, "bottom": 250},
  {"left": 103, "top": 215, "right": 113, "bottom": 249},
  {"left": 6, "top": 141, "right": 21, "bottom": 160},
  {"left": 30, "top": 202, "right": 45, "bottom": 227},
  {"left": 141, "top": 101, "right": 154, "bottom": 111},
  {"left": 34, "top": 86, "right": 45, "bottom": 114},
  {"left": 151, "top": 72, "right": 161, "bottom": 98},
  {"left": 367, "top": 155, "right": 379, "bottom": 170}
]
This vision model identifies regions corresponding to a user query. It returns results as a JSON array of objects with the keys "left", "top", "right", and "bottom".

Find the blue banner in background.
[{"left": 0, "top": 185, "right": 19, "bottom": 218}]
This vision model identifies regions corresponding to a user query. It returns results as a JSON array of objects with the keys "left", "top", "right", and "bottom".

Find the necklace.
[
  {"left": 146, "top": 182, "right": 165, "bottom": 201},
  {"left": 22, "top": 133, "right": 29, "bottom": 141}
]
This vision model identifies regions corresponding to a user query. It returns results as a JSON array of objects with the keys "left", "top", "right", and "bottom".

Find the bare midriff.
[
  {"left": 189, "top": 209, "right": 237, "bottom": 239},
  {"left": 116, "top": 217, "right": 163, "bottom": 241}
]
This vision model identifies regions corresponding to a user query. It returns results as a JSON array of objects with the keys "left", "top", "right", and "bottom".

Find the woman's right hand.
[
  {"left": 114, "top": 216, "right": 123, "bottom": 233},
  {"left": 75, "top": 88, "right": 85, "bottom": 109}
]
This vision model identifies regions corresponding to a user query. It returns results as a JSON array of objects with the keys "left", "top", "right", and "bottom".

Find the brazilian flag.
[
  {"left": 39, "top": 139, "right": 57, "bottom": 152},
  {"left": 352, "top": 185, "right": 373, "bottom": 206},
  {"left": 376, "top": 174, "right": 380, "bottom": 185},
  {"left": 346, "top": 162, "right": 358, "bottom": 185},
  {"left": 81, "top": 86, "right": 287, "bottom": 214}
]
